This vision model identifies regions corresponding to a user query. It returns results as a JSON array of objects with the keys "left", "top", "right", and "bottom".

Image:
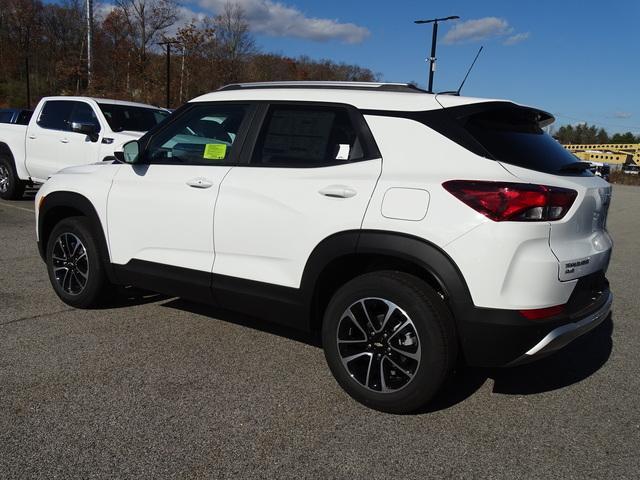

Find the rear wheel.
[
  {"left": 0, "top": 155, "right": 25, "bottom": 200},
  {"left": 322, "top": 271, "right": 457, "bottom": 414},
  {"left": 46, "top": 217, "right": 114, "bottom": 308}
]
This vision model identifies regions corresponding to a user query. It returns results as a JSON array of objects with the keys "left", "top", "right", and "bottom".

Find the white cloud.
[
  {"left": 97, "top": 1, "right": 369, "bottom": 43},
  {"left": 195, "top": 0, "right": 370, "bottom": 43},
  {"left": 503, "top": 32, "right": 530, "bottom": 46},
  {"left": 443, "top": 17, "right": 518, "bottom": 45},
  {"left": 95, "top": 3, "right": 116, "bottom": 20},
  {"left": 613, "top": 112, "right": 632, "bottom": 119}
]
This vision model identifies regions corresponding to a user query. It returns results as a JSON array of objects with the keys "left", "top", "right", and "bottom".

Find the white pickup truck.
[{"left": 0, "top": 96, "right": 169, "bottom": 199}]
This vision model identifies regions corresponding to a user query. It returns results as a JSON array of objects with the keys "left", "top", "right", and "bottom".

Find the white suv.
[{"left": 35, "top": 82, "right": 613, "bottom": 413}]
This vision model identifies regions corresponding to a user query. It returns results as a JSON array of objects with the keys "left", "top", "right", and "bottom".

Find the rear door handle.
[
  {"left": 28, "top": 135, "right": 36, "bottom": 140},
  {"left": 186, "top": 177, "right": 214, "bottom": 189},
  {"left": 60, "top": 138, "right": 69, "bottom": 144},
  {"left": 319, "top": 185, "right": 357, "bottom": 198}
]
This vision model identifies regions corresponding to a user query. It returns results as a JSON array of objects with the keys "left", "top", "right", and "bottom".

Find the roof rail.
[{"left": 217, "top": 81, "right": 428, "bottom": 94}]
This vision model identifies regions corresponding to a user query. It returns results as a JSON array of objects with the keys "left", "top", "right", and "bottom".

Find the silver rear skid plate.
[{"left": 509, "top": 292, "right": 613, "bottom": 366}]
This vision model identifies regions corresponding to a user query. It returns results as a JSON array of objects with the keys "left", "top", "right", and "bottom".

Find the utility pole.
[
  {"left": 86, "top": 0, "right": 93, "bottom": 88},
  {"left": 414, "top": 16, "right": 459, "bottom": 93},
  {"left": 159, "top": 40, "right": 180, "bottom": 109},
  {"left": 25, "top": 54, "right": 31, "bottom": 109}
]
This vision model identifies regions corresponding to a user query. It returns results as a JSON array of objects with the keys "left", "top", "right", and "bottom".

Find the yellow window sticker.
[{"left": 203, "top": 143, "right": 227, "bottom": 160}]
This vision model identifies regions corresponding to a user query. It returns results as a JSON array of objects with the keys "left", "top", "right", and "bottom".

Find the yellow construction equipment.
[{"left": 563, "top": 143, "right": 640, "bottom": 166}]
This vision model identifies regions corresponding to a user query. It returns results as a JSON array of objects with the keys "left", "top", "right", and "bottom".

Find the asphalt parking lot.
[{"left": 1, "top": 185, "right": 639, "bottom": 479}]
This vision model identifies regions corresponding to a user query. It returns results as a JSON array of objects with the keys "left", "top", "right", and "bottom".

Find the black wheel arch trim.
[
  {"left": 300, "top": 229, "right": 476, "bottom": 329},
  {"left": 37, "top": 191, "right": 116, "bottom": 282}
]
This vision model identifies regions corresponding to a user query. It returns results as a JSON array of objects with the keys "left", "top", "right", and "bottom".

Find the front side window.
[
  {"left": 69, "top": 102, "right": 101, "bottom": 132},
  {"left": 99, "top": 103, "right": 170, "bottom": 132},
  {"left": 144, "top": 104, "right": 248, "bottom": 165},
  {"left": 252, "top": 105, "right": 365, "bottom": 167},
  {"left": 37, "top": 101, "right": 75, "bottom": 131}
]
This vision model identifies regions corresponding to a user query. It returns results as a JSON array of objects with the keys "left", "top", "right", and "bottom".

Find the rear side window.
[
  {"left": 98, "top": 103, "right": 170, "bottom": 132},
  {"left": 17, "top": 110, "right": 33, "bottom": 125},
  {"left": 252, "top": 105, "right": 366, "bottom": 167},
  {"left": 462, "top": 106, "right": 588, "bottom": 175},
  {"left": 37, "top": 101, "right": 75, "bottom": 131}
]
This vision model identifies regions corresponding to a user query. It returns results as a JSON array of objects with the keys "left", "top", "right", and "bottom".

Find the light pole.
[
  {"left": 159, "top": 40, "right": 180, "bottom": 109},
  {"left": 414, "top": 16, "right": 459, "bottom": 93}
]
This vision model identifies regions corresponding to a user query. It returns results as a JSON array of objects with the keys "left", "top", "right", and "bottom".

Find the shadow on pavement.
[
  {"left": 158, "top": 297, "right": 613, "bottom": 413},
  {"left": 98, "top": 285, "right": 169, "bottom": 309},
  {"left": 490, "top": 313, "right": 614, "bottom": 395},
  {"left": 425, "top": 313, "right": 614, "bottom": 412},
  {"left": 161, "top": 298, "right": 321, "bottom": 347}
]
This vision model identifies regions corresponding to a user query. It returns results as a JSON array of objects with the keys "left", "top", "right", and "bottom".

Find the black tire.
[
  {"left": 45, "top": 216, "right": 114, "bottom": 308},
  {"left": 322, "top": 271, "right": 457, "bottom": 414},
  {"left": 0, "top": 154, "right": 25, "bottom": 200}
]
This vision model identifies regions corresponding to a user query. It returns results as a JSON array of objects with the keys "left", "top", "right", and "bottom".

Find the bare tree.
[
  {"left": 172, "top": 20, "right": 215, "bottom": 102},
  {"left": 212, "top": 3, "right": 256, "bottom": 84},
  {"left": 115, "top": 0, "right": 178, "bottom": 64}
]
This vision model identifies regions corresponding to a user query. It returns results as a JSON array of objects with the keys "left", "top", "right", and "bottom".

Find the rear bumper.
[
  {"left": 457, "top": 271, "right": 612, "bottom": 367},
  {"left": 507, "top": 291, "right": 612, "bottom": 366}
]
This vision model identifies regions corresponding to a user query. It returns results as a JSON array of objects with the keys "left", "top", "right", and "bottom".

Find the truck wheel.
[
  {"left": 0, "top": 155, "right": 26, "bottom": 200},
  {"left": 321, "top": 271, "right": 457, "bottom": 414},
  {"left": 46, "top": 216, "right": 114, "bottom": 308}
]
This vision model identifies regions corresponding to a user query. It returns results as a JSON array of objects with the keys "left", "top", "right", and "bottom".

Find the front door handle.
[
  {"left": 319, "top": 185, "right": 357, "bottom": 198},
  {"left": 60, "top": 138, "right": 69, "bottom": 144},
  {"left": 186, "top": 177, "right": 214, "bottom": 189}
]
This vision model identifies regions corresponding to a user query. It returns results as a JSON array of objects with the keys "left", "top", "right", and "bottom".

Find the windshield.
[{"left": 98, "top": 103, "right": 170, "bottom": 132}]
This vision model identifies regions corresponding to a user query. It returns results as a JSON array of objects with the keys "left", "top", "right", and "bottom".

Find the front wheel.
[
  {"left": 46, "top": 217, "right": 114, "bottom": 308},
  {"left": 0, "top": 155, "right": 25, "bottom": 200},
  {"left": 322, "top": 271, "right": 457, "bottom": 414}
]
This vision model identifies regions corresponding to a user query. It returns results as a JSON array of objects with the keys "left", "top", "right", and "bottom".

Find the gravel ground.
[{"left": 1, "top": 185, "right": 639, "bottom": 479}]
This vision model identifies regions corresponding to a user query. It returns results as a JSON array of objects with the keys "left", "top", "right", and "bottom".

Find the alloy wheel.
[
  {"left": 0, "top": 164, "right": 9, "bottom": 194},
  {"left": 51, "top": 233, "right": 89, "bottom": 295},
  {"left": 336, "top": 297, "right": 421, "bottom": 393}
]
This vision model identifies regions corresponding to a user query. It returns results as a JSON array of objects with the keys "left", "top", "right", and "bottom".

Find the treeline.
[
  {"left": 0, "top": 0, "right": 378, "bottom": 109},
  {"left": 552, "top": 123, "right": 639, "bottom": 145}
]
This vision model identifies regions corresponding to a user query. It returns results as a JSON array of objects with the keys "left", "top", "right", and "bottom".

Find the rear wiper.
[{"left": 558, "top": 162, "right": 591, "bottom": 173}]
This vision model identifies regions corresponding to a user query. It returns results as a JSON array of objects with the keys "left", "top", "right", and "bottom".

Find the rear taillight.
[
  {"left": 519, "top": 304, "right": 565, "bottom": 320},
  {"left": 442, "top": 180, "right": 577, "bottom": 222}
]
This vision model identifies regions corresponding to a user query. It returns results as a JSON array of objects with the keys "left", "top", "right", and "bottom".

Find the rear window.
[{"left": 460, "top": 105, "right": 590, "bottom": 176}]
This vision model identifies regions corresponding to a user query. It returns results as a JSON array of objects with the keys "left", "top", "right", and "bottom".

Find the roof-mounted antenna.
[{"left": 456, "top": 46, "right": 483, "bottom": 95}]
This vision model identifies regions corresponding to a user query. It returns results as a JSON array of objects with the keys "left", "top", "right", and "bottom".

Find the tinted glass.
[
  {"left": 145, "top": 104, "right": 247, "bottom": 165},
  {"left": 0, "top": 111, "right": 14, "bottom": 123},
  {"left": 463, "top": 106, "right": 590, "bottom": 175},
  {"left": 69, "top": 102, "right": 100, "bottom": 132},
  {"left": 252, "top": 105, "right": 363, "bottom": 166},
  {"left": 17, "top": 110, "right": 32, "bottom": 125},
  {"left": 37, "top": 101, "right": 75, "bottom": 130},
  {"left": 99, "top": 103, "right": 170, "bottom": 132}
]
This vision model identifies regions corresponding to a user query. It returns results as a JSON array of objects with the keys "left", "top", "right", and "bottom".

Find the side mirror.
[
  {"left": 70, "top": 121, "right": 100, "bottom": 142},
  {"left": 119, "top": 140, "right": 140, "bottom": 164}
]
